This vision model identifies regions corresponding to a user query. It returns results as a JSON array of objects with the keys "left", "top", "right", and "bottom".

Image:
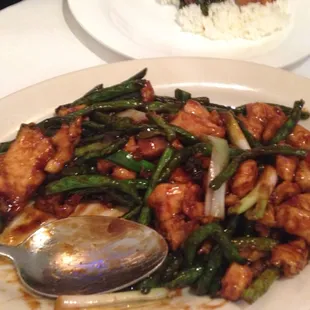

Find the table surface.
[{"left": 1, "top": 0, "right": 310, "bottom": 100}]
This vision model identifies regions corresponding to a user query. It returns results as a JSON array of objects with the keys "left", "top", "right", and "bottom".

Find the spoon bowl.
[{"left": 0, "top": 216, "right": 168, "bottom": 298}]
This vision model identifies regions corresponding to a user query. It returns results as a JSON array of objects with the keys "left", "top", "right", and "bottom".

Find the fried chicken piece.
[
  {"left": 238, "top": 114, "right": 263, "bottom": 140},
  {"left": 276, "top": 155, "right": 298, "bottom": 182},
  {"left": 271, "top": 239, "right": 308, "bottom": 277},
  {"left": 287, "top": 125, "right": 310, "bottom": 150},
  {"left": 295, "top": 160, "right": 310, "bottom": 192},
  {"left": 35, "top": 194, "right": 82, "bottom": 219},
  {"left": 276, "top": 194, "right": 310, "bottom": 243},
  {"left": 141, "top": 80, "right": 155, "bottom": 103},
  {"left": 272, "top": 181, "right": 301, "bottom": 205},
  {"left": 157, "top": 216, "right": 197, "bottom": 251},
  {"left": 97, "top": 159, "right": 115, "bottom": 174},
  {"left": 258, "top": 205, "right": 277, "bottom": 228},
  {"left": 255, "top": 222, "right": 271, "bottom": 237},
  {"left": 111, "top": 166, "right": 136, "bottom": 180},
  {"left": 231, "top": 160, "right": 258, "bottom": 198},
  {"left": 171, "top": 139, "right": 183, "bottom": 150},
  {"left": 239, "top": 249, "right": 267, "bottom": 262},
  {"left": 171, "top": 100, "right": 225, "bottom": 138},
  {"left": 137, "top": 137, "right": 168, "bottom": 159},
  {"left": 56, "top": 104, "right": 86, "bottom": 117},
  {"left": 123, "top": 136, "right": 139, "bottom": 155},
  {"left": 148, "top": 183, "right": 203, "bottom": 249},
  {"left": 262, "top": 115, "right": 286, "bottom": 143},
  {"left": 169, "top": 168, "right": 192, "bottom": 184},
  {"left": 225, "top": 193, "right": 240, "bottom": 207},
  {"left": 250, "top": 259, "right": 268, "bottom": 278},
  {"left": 45, "top": 117, "right": 82, "bottom": 174},
  {"left": 221, "top": 263, "right": 253, "bottom": 301},
  {"left": 209, "top": 110, "right": 223, "bottom": 127},
  {"left": 238, "top": 103, "right": 285, "bottom": 141},
  {"left": 0, "top": 125, "right": 54, "bottom": 217}
]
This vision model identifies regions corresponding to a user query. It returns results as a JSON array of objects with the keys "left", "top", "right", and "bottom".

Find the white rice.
[{"left": 158, "top": 0, "right": 291, "bottom": 40}]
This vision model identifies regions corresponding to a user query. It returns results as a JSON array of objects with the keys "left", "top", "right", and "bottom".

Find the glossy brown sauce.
[{"left": 19, "top": 288, "right": 41, "bottom": 310}]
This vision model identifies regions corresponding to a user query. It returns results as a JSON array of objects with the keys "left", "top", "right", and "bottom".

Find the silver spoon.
[{"left": 0, "top": 216, "right": 168, "bottom": 298}]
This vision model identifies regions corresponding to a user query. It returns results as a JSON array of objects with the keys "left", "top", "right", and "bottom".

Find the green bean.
[
  {"left": 37, "top": 116, "right": 69, "bottom": 132},
  {"left": 137, "top": 129, "right": 165, "bottom": 139},
  {"left": 166, "top": 266, "right": 204, "bottom": 289},
  {"left": 184, "top": 223, "right": 246, "bottom": 266},
  {"left": 61, "top": 164, "right": 97, "bottom": 176},
  {"left": 45, "top": 175, "right": 141, "bottom": 204},
  {"left": 242, "top": 268, "right": 280, "bottom": 304},
  {"left": 195, "top": 97, "right": 234, "bottom": 112},
  {"left": 75, "top": 141, "right": 112, "bottom": 157},
  {"left": 82, "top": 121, "right": 106, "bottom": 132},
  {"left": 122, "top": 206, "right": 142, "bottom": 220},
  {"left": 208, "top": 268, "right": 225, "bottom": 298},
  {"left": 158, "top": 143, "right": 211, "bottom": 182},
  {"left": 138, "top": 147, "right": 174, "bottom": 225},
  {"left": 170, "top": 125, "right": 200, "bottom": 145},
  {"left": 80, "top": 134, "right": 111, "bottom": 144},
  {"left": 121, "top": 179, "right": 149, "bottom": 190},
  {"left": 209, "top": 145, "right": 307, "bottom": 190},
  {"left": 74, "top": 188, "right": 134, "bottom": 208},
  {"left": 69, "top": 80, "right": 146, "bottom": 106},
  {"left": 106, "top": 151, "right": 155, "bottom": 173},
  {"left": 145, "top": 101, "right": 182, "bottom": 114},
  {"left": 66, "top": 100, "right": 145, "bottom": 119},
  {"left": 196, "top": 245, "right": 223, "bottom": 295},
  {"left": 137, "top": 251, "right": 174, "bottom": 294},
  {"left": 147, "top": 113, "right": 176, "bottom": 142},
  {"left": 82, "top": 138, "right": 128, "bottom": 161},
  {"left": 0, "top": 141, "right": 12, "bottom": 154},
  {"left": 237, "top": 118, "right": 262, "bottom": 148},
  {"left": 138, "top": 275, "right": 161, "bottom": 294},
  {"left": 175, "top": 88, "right": 191, "bottom": 102},
  {"left": 71, "top": 83, "right": 104, "bottom": 106},
  {"left": 122, "top": 68, "right": 147, "bottom": 83},
  {"left": 161, "top": 253, "right": 184, "bottom": 283},
  {"left": 268, "top": 100, "right": 305, "bottom": 145},
  {"left": 196, "top": 216, "right": 240, "bottom": 296},
  {"left": 232, "top": 237, "right": 278, "bottom": 251},
  {"left": 154, "top": 95, "right": 179, "bottom": 105},
  {"left": 92, "top": 112, "right": 134, "bottom": 129},
  {"left": 83, "top": 84, "right": 104, "bottom": 96}
]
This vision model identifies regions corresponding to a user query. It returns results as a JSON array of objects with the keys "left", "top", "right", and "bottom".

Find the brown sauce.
[{"left": 19, "top": 288, "right": 41, "bottom": 310}]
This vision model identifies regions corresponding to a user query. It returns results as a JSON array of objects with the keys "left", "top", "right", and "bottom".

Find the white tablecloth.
[{"left": 0, "top": 0, "right": 309, "bottom": 100}]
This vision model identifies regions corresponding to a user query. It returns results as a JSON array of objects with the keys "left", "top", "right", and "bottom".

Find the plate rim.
[
  {"left": 66, "top": 0, "right": 310, "bottom": 68},
  {"left": 1, "top": 56, "right": 310, "bottom": 103}
]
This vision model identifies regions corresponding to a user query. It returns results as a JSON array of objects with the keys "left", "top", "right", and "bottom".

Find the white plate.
[
  {"left": 67, "top": 0, "right": 310, "bottom": 68},
  {"left": 1, "top": 58, "right": 310, "bottom": 309}
]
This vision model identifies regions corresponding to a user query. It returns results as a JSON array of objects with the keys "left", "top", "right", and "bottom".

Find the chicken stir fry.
[{"left": 0, "top": 68, "right": 309, "bottom": 306}]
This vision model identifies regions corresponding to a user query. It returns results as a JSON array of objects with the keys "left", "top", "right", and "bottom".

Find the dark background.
[{"left": 0, "top": 0, "right": 23, "bottom": 10}]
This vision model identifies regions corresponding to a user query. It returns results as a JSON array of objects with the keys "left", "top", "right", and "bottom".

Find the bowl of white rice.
[{"left": 158, "top": 0, "right": 291, "bottom": 41}]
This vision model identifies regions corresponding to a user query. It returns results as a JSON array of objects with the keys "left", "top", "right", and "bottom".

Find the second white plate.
[{"left": 67, "top": 0, "right": 310, "bottom": 68}]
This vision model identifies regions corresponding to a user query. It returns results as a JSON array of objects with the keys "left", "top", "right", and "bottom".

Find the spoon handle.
[{"left": 0, "top": 244, "right": 18, "bottom": 260}]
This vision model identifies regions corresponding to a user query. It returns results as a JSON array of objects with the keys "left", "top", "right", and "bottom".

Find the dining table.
[{"left": 0, "top": 0, "right": 310, "bottom": 100}]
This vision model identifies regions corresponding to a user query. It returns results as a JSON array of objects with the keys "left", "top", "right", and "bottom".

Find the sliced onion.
[
  {"left": 204, "top": 136, "right": 230, "bottom": 219},
  {"left": 117, "top": 109, "right": 147, "bottom": 123},
  {"left": 55, "top": 288, "right": 169, "bottom": 309},
  {"left": 221, "top": 111, "right": 250, "bottom": 150}
]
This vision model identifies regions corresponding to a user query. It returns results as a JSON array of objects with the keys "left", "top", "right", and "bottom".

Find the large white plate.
[
  {"left": 67, "top": 0, "right": 310, "bottom": 68},
  {"left": 1, "top": 58, "right": 310, "bottom": 309}
]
